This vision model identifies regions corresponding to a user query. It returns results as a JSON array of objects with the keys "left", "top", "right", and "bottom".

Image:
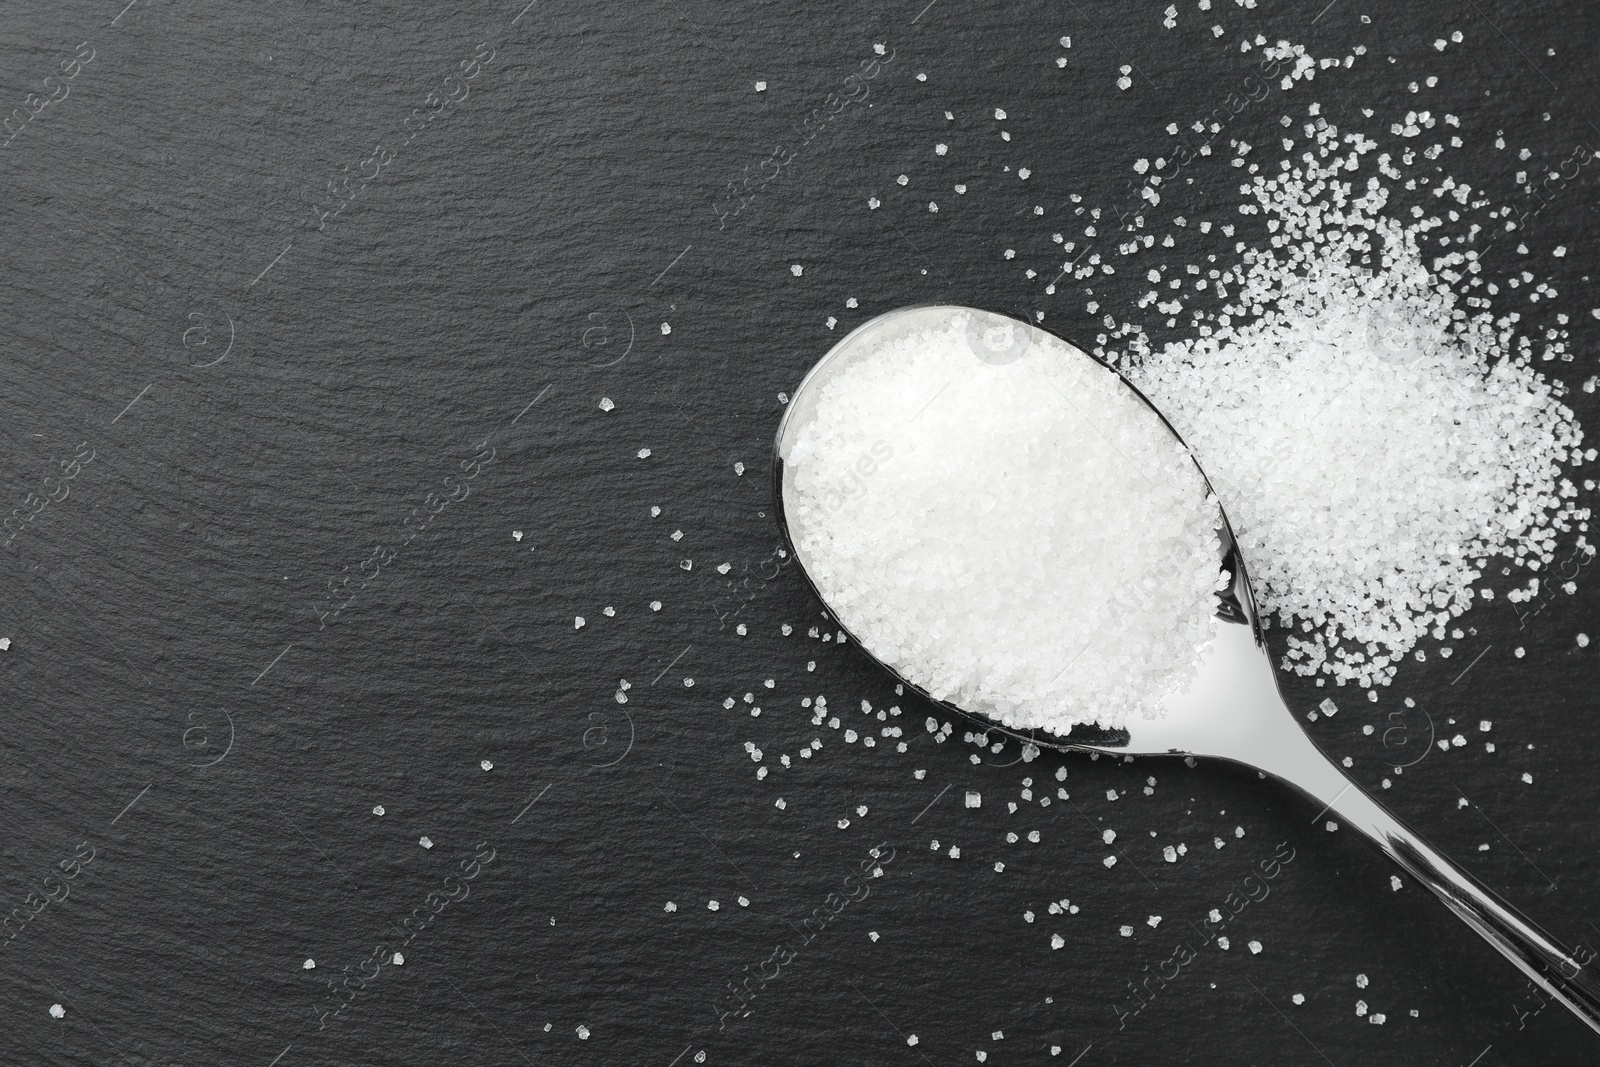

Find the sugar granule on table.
[
  {"left": 1125, "top": 116, "right": 1590, "bottom": 688},
  {"left": 783, "top": 312, "right": 1225, "bottom": 734}
]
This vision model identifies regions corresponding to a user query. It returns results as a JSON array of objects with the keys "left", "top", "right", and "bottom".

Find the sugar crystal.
[{"left": 784, "top": 312, "right": 1223, "bottom": 732}]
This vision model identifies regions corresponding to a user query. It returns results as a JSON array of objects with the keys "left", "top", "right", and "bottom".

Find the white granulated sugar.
[
  {"left": 785, "top": 314, "right": 1223, "bottom": 732},
  {"left": 1127, "top": 119, "right": 1589, "bottom": 688}
]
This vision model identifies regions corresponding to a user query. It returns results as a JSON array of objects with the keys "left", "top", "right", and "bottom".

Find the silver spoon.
[{"left": 773, "top": 304, "right": 1600, "bottom": 1036}]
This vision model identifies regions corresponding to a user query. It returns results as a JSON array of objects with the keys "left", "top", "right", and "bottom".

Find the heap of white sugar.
[
  {"left": 783, "top": 312, "right": 1226, "bottom": 734},
  {"left": 1126, "top": 118, "right": 1590, "bottom": 687}
]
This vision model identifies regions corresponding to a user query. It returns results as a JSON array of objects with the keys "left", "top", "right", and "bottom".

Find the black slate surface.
[{"left": 1, "top": 0, "right": 1598, "bottom": 1064}]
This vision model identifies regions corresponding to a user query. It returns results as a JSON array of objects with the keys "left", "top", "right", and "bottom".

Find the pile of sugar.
[
  {"left": 783, "top": 313, "right": 1226, "bottom": 733},
  {"left": 1125, "top": 118, "right": 1590, "bottom": 687}
]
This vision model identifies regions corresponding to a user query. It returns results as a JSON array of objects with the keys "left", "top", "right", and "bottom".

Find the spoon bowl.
[{"left": 774, "top": 304, "right": 1600, "bottom": 1036}]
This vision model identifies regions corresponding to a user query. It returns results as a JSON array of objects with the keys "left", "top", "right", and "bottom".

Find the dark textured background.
[{"left": 1, "top": 0, "right": 1597, "bottom": 1064}]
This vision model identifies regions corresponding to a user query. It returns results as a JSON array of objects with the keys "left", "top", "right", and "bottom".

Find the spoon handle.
[{"left": 1263, "top": 725, "right": 1600, "bottom": 1036}]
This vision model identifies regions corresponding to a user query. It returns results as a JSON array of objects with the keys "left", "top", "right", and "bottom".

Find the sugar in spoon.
[{"left": 773, "top": 304, "right": 1600, "bottom": 1036}]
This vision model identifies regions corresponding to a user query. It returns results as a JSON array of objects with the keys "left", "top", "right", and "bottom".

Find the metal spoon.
[{"left": 773, "top": 304, "right": 1600, "bottom": 1036}]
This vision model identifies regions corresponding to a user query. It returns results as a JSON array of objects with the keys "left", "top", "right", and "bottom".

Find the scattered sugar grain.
[{"left": 1127, "top": 123, "right": 1588, "bottom": 690}]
